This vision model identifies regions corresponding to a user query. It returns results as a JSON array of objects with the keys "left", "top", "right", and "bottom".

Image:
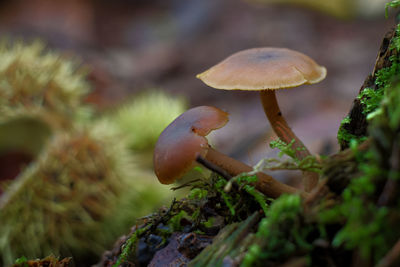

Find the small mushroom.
[
  {"left": 196, "top": 47, "right": 326, "bottom": 192},
  {"left": 153, "top": 106, "right": 304, "bottom": 198}
]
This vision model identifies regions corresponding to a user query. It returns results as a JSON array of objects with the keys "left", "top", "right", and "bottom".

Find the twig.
[{"left": 171, "top": 179, "right": 201, "bottom": 191}]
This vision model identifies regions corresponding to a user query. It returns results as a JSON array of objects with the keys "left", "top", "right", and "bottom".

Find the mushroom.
[
  {"left": 153, "top": 105, "right": 305, "bottom": 198},
  {"left": 196, "top": 47, "right": 326, "bottom": 192}
]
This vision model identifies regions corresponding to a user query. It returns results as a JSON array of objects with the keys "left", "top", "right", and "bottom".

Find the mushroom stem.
[
  {"left": 259, "top": 90, "right": 318, "bottom": 192},
  {"left": 203, "top": 147, "right": 307, "bottom": 198}
]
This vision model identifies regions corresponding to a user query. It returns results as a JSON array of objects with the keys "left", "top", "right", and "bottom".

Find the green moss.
[
  {"left": 113, "top": 225, "right": 151, "bottom": 267},
  {"left": 215, "top": 178, "right": 237, "bottom": 216},
  {"left": 321, "top": 23, "right": 400, "bottom": 263},
  {"left": 337, "top": 24, "right": 400, "bottom": 148},
  {"left": 112, "top": 172, "right": 271, "bottom": 265},
  {"left": 376, "top": 62, "right": 399, "bottom": 89},
  {"left": 332, "top": 202, "right": 389, "bottom": 258},
  {"left": 269, "top": 139, "right": 298, "bottom": 160},
  {"left": 168, "top": 210, "right": 189, "bottom": 232},
  {"left": 14, "top": 256, "right": 28, "bottom": 265},
  {"left": 375, "top": 24, "right": 400, "bottom": 90},
  {"left": 391, "top": 24, "right": 400, "bottom": 51},
  {"left": 337, "top": 85, "right": 386, "bottom": 145},
  {"left": 337, "top": 116, "right": 367, "bottom": 148},
  {"left": 189, "top": 188, "right": 208, "bottom": 200},
  {"left": 341, "top": 116, "right": 351, "bottom": 125},
  {"left": 319, "top": 147, "right": 392, "bottom": 261},
  {"left": 241, "top": 244, "right": 261, "bottom": 267},
  {"left": 202, "top": 217, "right": 215, "bottom": 228},
  {"left": 357, "top": 88, "right": 384, "bottom": 114},
  {"left": 337, "top": 116, "right": 351, "bottom": 145},
  {"left": 368, "top": 25, "right": 400, "bottom": 126},
  {"left": 337, "top": 105, "right": 400, "bottom": 262},
  {"left": 385, "top": 0, "right": 400, "bottom": 18},
  {"left": 211, "top": 174, "right": 270, "bottom": 218},
  {"left": 241, "top": 195, "right": 311, "bottom": 267},
  {"left": 243, "top": 185, "right": 268, "bottom": 215},
  {"left": 234, "top": 175, "right": 269, "bottom": 215},
  {"left": 258, "top": 138, "right": 321, "bottom": 173}
]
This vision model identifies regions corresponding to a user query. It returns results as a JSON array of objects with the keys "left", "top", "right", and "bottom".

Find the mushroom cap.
[
  {"left": 196, "top": 47, "right": 327, "bottom": 90},
  {"left": 153, "top": 106, "right": 229, "bottom": 184}
]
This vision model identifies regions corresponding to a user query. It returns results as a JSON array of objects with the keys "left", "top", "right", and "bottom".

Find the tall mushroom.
[
  {"left": 153, "top": 106, "right": 305, "bottom": 198},
  {"left": 196, "top": 47, "right": 326, "bottom": 192}
]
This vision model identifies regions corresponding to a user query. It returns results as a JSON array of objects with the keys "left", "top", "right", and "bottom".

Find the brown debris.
[{"left": 12, "top": 255, "right": 72, "bottom": 267}]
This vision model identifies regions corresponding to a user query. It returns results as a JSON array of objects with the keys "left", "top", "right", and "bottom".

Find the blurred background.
[
  {"left": 0, "top": 0, "right": 396, "bottom": 264},
  {"left": 0, "top": 0, "right": 392, "bottom": 160}
]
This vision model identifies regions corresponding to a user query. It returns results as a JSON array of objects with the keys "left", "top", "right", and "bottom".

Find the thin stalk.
[
  {"left": 260, "top": 90, "right": 318, "bottom": 192},
  {"left": 203, "top": 147, "right": 307, "bottom": 198}
]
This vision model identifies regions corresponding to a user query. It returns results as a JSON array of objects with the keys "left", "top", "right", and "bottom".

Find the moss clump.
[
  {"left": 109, "top": 172, "right": 270, "bottom": 266},
  {"left": 214, "top": 178, "right": 238, "bottom": 216},
  {"left": 188, "top": 188, "right": 208, "bottom": 200},
  {"left": 357, "top": 87, "right": 384, "bottom": 114},
  {"left": 321, "top": 22, "right": 400, "bottom": 264},
  {"left": 242, "top": 195, "right": 312, "bottom": 267},
  {"left": 385, "top": 0, "right": 400, "bottom": 18},
  {"left": 228, "top": 175, "right": 269, "bottom": 215},
  {"left": 337, "top": 23, "right": 400, "bottom": 149},
  {"left": 168, "top": 210, "right": 191, "bottom": 231},
  {"left": 319, "top": 147, "right": 392, "bottom": 261},
  {"left": 337, "top": 116, "right": 367, "bottom": 148}
]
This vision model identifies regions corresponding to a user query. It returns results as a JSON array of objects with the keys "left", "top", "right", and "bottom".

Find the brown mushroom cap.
[
  {"left": 153, "top": 106, "right": 229, "bottom": 184},
  {"left": 196, "top": 47, "right": 326, "bottom": 90}
]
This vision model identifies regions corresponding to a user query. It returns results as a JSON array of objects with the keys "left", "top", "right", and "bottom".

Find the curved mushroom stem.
[
  {"left": 260, "top": 90, "right": 318, "bottom": 192},
  {"left": 202, "top": 147, "right": 307, "bottom": 198}
]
